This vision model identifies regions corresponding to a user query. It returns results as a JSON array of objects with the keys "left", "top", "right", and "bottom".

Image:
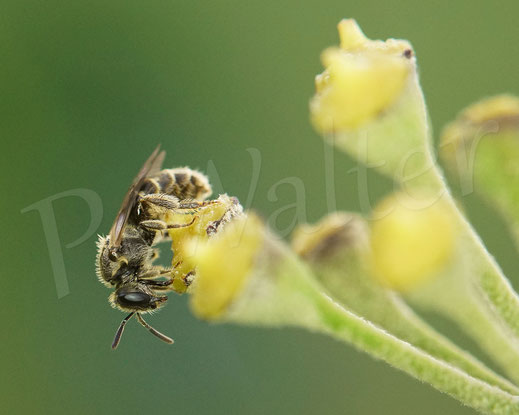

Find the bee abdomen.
[{"left": 145, "top": 168, "right": 212, "bottom": 201}]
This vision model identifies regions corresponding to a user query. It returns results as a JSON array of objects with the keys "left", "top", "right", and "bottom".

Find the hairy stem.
[
  {"left": 312, "top": 290, "right": 519, "bottom": 415},
  {"left": 274, "top": 253, "right": 519, "bottom": 414},
  {"left": 313, "top": 262, "right": 519, "bottom": 394}
]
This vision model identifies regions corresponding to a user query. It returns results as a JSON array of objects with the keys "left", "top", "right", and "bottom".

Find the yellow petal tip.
[
  {"left": 338, "top": 19, "right": 368, "bottom": 50},
  {"left": 190, "top": 214, "right": 263, "bottom": 319}
]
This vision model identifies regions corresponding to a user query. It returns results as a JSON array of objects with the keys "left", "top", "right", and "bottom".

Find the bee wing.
[{"left": 108, "top": 145, "right": 166, "bottom": 248}]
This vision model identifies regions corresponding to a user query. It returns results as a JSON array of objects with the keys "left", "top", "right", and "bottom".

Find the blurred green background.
[{"left": 3, "top": 1, "right": 519, "bottom": 414}]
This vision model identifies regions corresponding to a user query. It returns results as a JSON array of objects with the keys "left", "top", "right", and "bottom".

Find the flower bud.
[
  {"left": 370, "top": 194, "right": 455, "bottom": 291},
  {"left": 292, "top": 212, "right": 368, "bottom": 264},
  {"left": 440, "top": 95, "right": 519, "bottom": 241},
  {"left": 188, "top": 213, "right": 329, "bottom": 328},
  {"left": 310, "top": 19, "right": 413, "bottom": 133}
]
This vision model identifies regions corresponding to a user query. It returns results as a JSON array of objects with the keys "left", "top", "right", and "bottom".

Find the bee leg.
[
  {"left": 206, "top": 217, "right": 224, "bottom": 236},
  {"left": 137, "top": 266, "right": 169, "bottom": 279},
  {"left": 206, "top": 198, "right": 243, "bottom": 236},
  {"left": 139, "top": 194, "right": 181, "bottom": 210},
  {"left": 165, "top": 270, "right": 196, "bottom": 294},
  {"left": 140, "top": 216, "right": 197, "bottom": 231},
  {"left": 140, "top": 219, "right": 166, "bottom": 230},
  {"left": 137, "top": 275, "right": 173, "bottom": 289},
  {"left": 140, "top": 194, "right": 218, "bottom": 214},
  {"left": 151, "top": 279, "right": 173, "bottom": 287},
  {"left": 178, "top": 200, "right": 219, "bottom": 210},
  {"left": 139, "top": 266, "right": 173, "bottom": 278},
  {"left": 138, "top": 267, "right": 174, "bottom": 290},
  {"left": 140, "top": 278, "right": 173, "bottom": 291},
  {"left": 183, "top": 271, "right": 196, "bottom": 286}
]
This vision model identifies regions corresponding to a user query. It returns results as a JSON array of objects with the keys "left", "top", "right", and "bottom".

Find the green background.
[{"left": 3, "top": 1, "right": 519, "bottom": 414}]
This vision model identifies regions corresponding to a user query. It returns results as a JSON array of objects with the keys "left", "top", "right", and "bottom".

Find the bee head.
[
  {"left": 96, "top": 233, "right": 152, "bottom": 287},
  {"left": 96, "top": 235, "right": 126, "bottom": 287},
  {"left": 109, "top": 283, "right": 168, "bottom": 313}
]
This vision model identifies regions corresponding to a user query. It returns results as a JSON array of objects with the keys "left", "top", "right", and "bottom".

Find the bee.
[{"left": 96, "top": 145, "right": 228, "bottom": 349}]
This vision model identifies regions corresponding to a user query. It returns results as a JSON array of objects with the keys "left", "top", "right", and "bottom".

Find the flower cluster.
[{"left": 172, "top": 20, "right": 519, "bottom": 414}]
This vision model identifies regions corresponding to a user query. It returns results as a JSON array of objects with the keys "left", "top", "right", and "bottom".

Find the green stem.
[
  {"left": 430, "top": 162, "right": 519, "bottom": 341},
  {"left": 407, "top": 258, "right": 519, "bottom": 385},
  {"left": 280, "top": 252, "right": 519, "bottom": 413},
  {"left": 415, "top": 87, "right": 519, "bottom": 344},
  {"left": 331, "top": 71, "right": 519, "bottom": 342},
  {"left": 215, "top": 221, "right": 519, "bottom": 412},
  {"left": 313, "top": 262, "right": 519, "bottom": 393},
  {"left": 310, "top": 290, "right": 519, "bottom": 415}
]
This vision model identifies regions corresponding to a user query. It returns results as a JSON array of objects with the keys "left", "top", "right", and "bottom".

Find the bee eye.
[{"left": 117, "top": 291, "right": 151, "bottom": 308}]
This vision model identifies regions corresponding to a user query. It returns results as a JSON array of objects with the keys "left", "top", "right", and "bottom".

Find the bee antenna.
[
  {"left": 111, "top": 312, "right": 135, "bottom": 350},
  {"left": 136, "top": 313, "right": 174, "bottom": 344}
]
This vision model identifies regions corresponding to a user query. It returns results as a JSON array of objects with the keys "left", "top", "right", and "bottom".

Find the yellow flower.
[
  {"left": 370, "top": 194, "right": 455, "bottom": 291},
  {"left": 189, "top": 215, "right": 262, "bottom": 319},
  {"left": 310, "top": 19, "right": 413, "bottom": 133},
  {"left": 167, "top": 194, "right": 242, "bottom": 293}
]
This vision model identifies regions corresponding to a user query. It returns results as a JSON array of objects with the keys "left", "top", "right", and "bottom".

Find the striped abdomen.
[{"left": 141, "top": 168, "right": 212, "bottom": 201}]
